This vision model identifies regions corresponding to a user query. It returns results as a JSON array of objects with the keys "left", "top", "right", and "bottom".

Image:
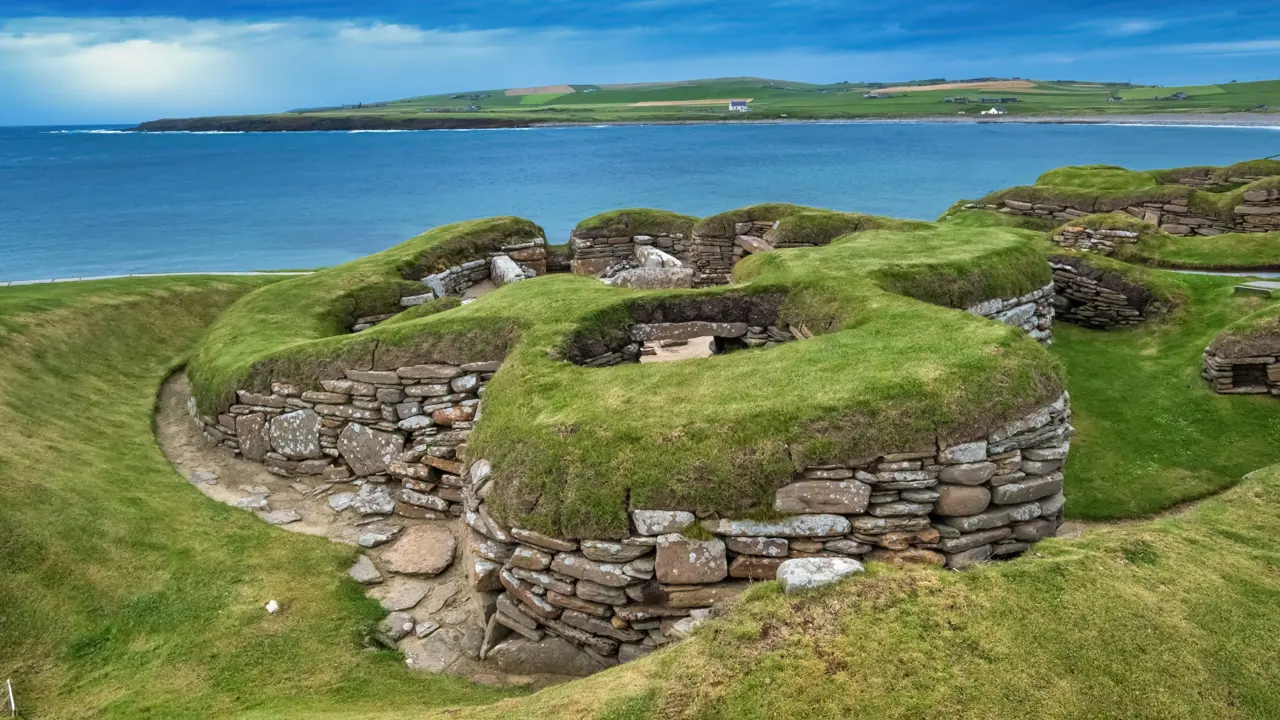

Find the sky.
[{"left": 1, "top": 1, "right": 1279, "bottom": 125}]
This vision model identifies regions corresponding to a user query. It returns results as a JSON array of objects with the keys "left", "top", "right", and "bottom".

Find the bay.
[{"left": 1, "top": 122, "right": 1275, "bottom": 281}]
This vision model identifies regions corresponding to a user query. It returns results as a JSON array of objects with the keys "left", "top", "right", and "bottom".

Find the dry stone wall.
[
  {"left": 1050, "top": 257, "right": 1161, "bottom": 329},
  {"left": 569, "top": 231, "right": 689, "bottom": 277},
  {"left": 689, "top": 220, "right": 776, "bottom": 287},
  {"left": 993, "top": 191, "right": 1280, "bottom": 236},
  {"left": 352, "top": 237, "right": 548, "bottom": 332},
  {"left": 1053, "top": 226, "right": 1140, "bottom": 255},
  {"left": 1203, "top": 349, "right": 1280, "bottom": 397},
  {"left": 190, "top": 360, "right": 504, "bottom": 518},
  {"left": 964, "top": 282, "right": 1055, "bottom": 344},
  {"left": 463, "top": 392, "right": 1072, "bottom": 667}
]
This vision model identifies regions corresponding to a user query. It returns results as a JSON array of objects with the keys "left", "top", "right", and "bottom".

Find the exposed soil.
[
  {"left": 640, "top": 337, "right": 716, "bottom": 363},
  {"left": 154, "top": 372, "right": 570, "bottom": 689}
]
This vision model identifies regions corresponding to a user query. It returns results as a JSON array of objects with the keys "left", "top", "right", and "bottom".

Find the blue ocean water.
[{"left": 1, "top": 122, "right": 1277, "bottom": 281}]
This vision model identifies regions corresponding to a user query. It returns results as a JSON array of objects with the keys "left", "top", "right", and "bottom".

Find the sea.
[{"left": 1, "top": 122, "right": 1277, "bottom": 281}]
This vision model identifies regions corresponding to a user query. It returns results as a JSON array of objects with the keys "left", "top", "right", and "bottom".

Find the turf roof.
[
  {"left": 977, "top": 158, "right": 1280, "bottom": 221},
  {"left": 188, "top": 208, "right": 1063, "bottom": 539}
]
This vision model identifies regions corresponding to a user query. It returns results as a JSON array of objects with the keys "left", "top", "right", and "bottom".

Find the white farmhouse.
[
  {"left": 981, "top": 106, "right": 1008, "bottom": 115},
  {"left": 729, "top": 100, "right": 750, "bottom": 112}
]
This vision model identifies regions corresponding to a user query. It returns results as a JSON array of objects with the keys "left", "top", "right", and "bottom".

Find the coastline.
[{"left": 131, "top": 112, "right": 1280, "bottom": 133}]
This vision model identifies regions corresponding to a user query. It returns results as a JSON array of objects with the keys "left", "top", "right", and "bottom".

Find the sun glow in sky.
[{"left": 1, "top": 1, "right": 1279, "bottom": 124}]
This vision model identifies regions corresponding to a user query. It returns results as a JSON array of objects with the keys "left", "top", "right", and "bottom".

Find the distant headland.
[{"left": 133, "top": 76, "right": 1280, "bottom": 132}]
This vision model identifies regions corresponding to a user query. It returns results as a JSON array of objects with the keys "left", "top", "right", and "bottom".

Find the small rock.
[
  {"left": 776, "top": 557, "right": 865, "bottom": 594},
  {"left": 358, "top": 523, "right": 403, "bottom": 548},
  {"left": 258, "top": 509, "right": 302, "bottom": 525},
  {"left": 351, "top": 483, "right": 396, "bottom": 515},
  {"left": 327, "top": 492, "right": 356, "bottom": 512},
  {"left": 349, "top": 555, "right": 383, "bottom": 585},
  {"left": 415, "top": 620, "right": 440, "bottom": 638},
  {"left": 189, "top": 470, "right": 218, "bottom": 485},
  {"left": 381, "top": 611, "right": 416, "bottom": 641},
  {"left": 265, "top": 599, "right": 280, "bottom": 614},
  {"left": 235, "top": 494, "right": 270, "bottom": 511},
  {"left": 381, "top": 525, "right": 457, "bottom": 576}
]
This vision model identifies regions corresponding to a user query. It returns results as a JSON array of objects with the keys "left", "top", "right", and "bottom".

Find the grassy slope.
[
  {"left": 145, "top": 77, "right": 1280, "bottom": 128},
  {"left": 0, "top": 278, "right": 518, "bottom": 718},
  {"left": 1053, "top": 273, "right": 1280, "bottom": 518},
  {"left": 432, "top": 461, "right": 1280, "bottom": 720},
  {"left": 189, "top": 211, "right": 1061, "bottom": 539}
]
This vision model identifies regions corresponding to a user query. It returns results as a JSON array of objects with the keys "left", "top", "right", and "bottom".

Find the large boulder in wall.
[
  {"left": 602, "top": 267, "right": 695, "bottom": 290},
  {"left": 338, "top": 423, "right": 405, "bottom": 476},
  {"left": 634, "top": 245, "right": 683, "bottom": 269},
  {"left": 267, "top": 409, "right": 323, "bottom": 459}
]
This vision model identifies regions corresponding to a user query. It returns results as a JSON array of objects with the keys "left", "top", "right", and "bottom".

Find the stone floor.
[{"left": 155, "top": 372, "right": 576, "bottom": 689}]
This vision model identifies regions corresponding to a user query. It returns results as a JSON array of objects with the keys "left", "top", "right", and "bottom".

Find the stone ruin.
[
  {"left": 188, "top": 205, "right": 1083, "bottom": 678},
  {"left": 1049, "top": 256, "right": 1165, "bottom": 329},
  {"left": 1203, "top": 329, "right": 1280, "bottom": 398}
]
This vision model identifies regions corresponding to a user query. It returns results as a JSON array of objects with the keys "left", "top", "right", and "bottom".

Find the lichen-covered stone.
[
  {"left": 774, "top": 480, "right": 871, "bottom": 514},
  {"left": 777, "top": 557, "right": 864, "bottom": 593},
  {"left": 337, "top": 423, "right": 405, "bottom": 476},
  {"left": 935, "top": 484, "right": 992, "bottom": 516},
  {"left": 655, "top": 534, "right": 727, "bottom": 585},
  {"left": 267, "top": 409, "right": 323, "bottom": 460}
]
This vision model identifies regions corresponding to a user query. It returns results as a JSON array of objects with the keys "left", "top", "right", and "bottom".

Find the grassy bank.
[
  {"left": 1051, "top": 272, "right": 1280, "bottom": 517},
  {"left": 0, "top": 278, "right": 518, "bottom": 718},
  {"left": 434, "top": 460, "right": 1280, "bottom": 720}
]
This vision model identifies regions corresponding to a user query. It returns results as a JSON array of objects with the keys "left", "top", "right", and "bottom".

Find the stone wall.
[
  {"left": 994, "top": 191, "right": 1280, "bottom": 236},
  {"left": 569, "top": 231, "right": 689, "bottom": 277},
  {"left": 462, "top": 392, "right": 1072, "bottom": 666},
  {"left": 1050, "top": 257, "right": 1162, "bottom": 329},
  {"left": 190, "top": 361, "right": 503, "bottom": 517},
  {"left": 1202, "top": 349, "right": 1280, "bottom": 397},
  {"left": 1053, "top": 225, "right": 1140, "bottom": 255},
  {"left": 352, "top": 238, "right": 548, "bottom": 332},
  {"left": 964, "top": 282, "right": 1055, "bottom": 344},
  {"left": 689, "top": 219, "right": 776, "bottom": 287}
]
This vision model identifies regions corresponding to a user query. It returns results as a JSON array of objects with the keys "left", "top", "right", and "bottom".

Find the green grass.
[
  {"left": 980, "top": 159, "right": 1280, "bottom": 222},
  {"left": 0, "top": 277, "right": 520, "bottom": 718},
  {"left": 137, "top": 77, "right": 1280, "bottom": 130},
  {"left": 188, "top": 209, "right": 1063, "bottom": 540},
  {"left": 1050, "top": 272, "right": 1280, "bottom": 518},
  {"left": 437, "top": 460, "right": 1280, "bottom": 720},
  {"left": 572, "top": 208, "right": 698, "bottom": 239}
]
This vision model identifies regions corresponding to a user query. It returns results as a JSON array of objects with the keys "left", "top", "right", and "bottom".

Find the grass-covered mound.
[
  {"left": 1056, "top": 212, "right": 1280, "bottom": 271},
  {"left": 1208, "top": 310, "right": 1280, "bottom": 358},
  {"left": 977, "top": 159, "right": 1280, "bottom": 221},
  {"left": 0, "top": 278, "right": 518, "bottom": 718},
  {"left": 436, "top": 461, "right": 1280, "bottom": 720},
  {"left": 188, "top": 216, "right": 544, "bottom": 412},
  {"left": 188, "top": 209, "right": 1061, "bottom": 539},
  {"left": 571, "top": 208, "right": 698, "bottom": 238}
]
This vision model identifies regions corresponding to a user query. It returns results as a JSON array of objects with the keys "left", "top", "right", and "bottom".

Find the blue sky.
[{"left": 2, "top": 1, "right": 1279, "bottom": 125}]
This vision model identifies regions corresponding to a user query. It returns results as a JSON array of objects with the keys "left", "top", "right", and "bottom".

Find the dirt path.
[{"left": 155, "top": 372, "right": 565, "bottom": 688}]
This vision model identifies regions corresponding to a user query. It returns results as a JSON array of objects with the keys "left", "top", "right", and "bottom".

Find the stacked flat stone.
[
  {"left": 464, "top": 392, "right": 1072, "bottom": 666},
  {"left": 421, "top": 238, "right": 547, "bottom": 298},
  {"left": 1000, "top": 191, "right": 1280, "bottom": 237},
  {"left": 347, "top": 239, "right": 547, "bottom": 333},
  {"left": 965, "top": 282, "right": 1056, "bottom": 344},
  {"left": 1202, "top": 348, "right": 1280, "bottom": 396},
  {"left": 1053, "top": 226, "right": 1140, "bottom": 255},
  {"left": 575, "top": 320, "right": 799, "bottom": 367},
  {"left": 1050, "top": 258, "right": 1157, "bottom": 329},
  {"left": 690, "top": 220, "right": 775, "bottom": 287},
  {"left": 189, "top": 361, "right": 503, "bottom": 517},
  {"left": 569, "top": 232, "right": 689, "bottom": 277}
]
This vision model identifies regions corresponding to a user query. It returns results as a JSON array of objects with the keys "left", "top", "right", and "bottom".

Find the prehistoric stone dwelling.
[
  {"left": 187, "top": 203, "right": 1079, "bottom": 676},
  {"left": 1049, "top": 256, "right": 1166, "bottom": 329},
  {"left": 979, "top": 161, "right": 1280, "bottom": 236},
  {"left": 1202, "top": 321, "right": 1280, "bottom": 397}
]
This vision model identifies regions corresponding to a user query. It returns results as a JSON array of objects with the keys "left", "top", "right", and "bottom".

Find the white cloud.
[{"left": 1106, "top": 19, "right": 1166, "bottom": 37}]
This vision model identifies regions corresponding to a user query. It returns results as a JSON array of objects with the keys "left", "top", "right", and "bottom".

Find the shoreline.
[{"left": 130, "top": 112, "right": 1280, "bottom": 133}]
